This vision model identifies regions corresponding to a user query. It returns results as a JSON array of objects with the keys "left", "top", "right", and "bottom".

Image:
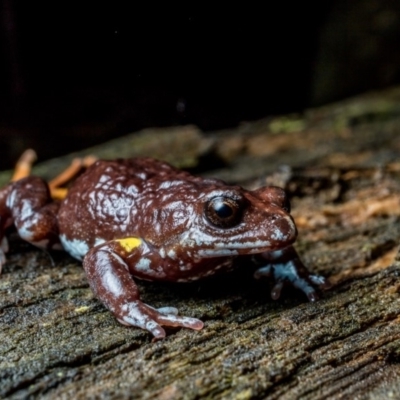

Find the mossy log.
[{"left": 2, "top": 87, "right": 400, "bottom": 399}]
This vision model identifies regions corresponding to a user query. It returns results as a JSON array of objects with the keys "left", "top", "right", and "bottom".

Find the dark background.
[{"left": 1, "top": 1, "right": 400, "bottom": 168}]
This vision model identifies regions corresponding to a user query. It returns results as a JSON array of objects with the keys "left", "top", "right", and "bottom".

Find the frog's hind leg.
[
  {"left": 11, "top": 149, "right": 37, "bottom": 182},
  {"left": 83, "top": 243, "right": 204, "bottom": 339},
  {"left": 48, "top": 155, "right": 97, "bottom": 200},
  {"left": 3, "top": 176, "right": 61, "bottom": 253},
  {"left": 0, "top": 150, "right": 60, "bottom": 270}
]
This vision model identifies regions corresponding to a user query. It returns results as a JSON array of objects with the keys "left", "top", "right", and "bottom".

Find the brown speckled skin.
[{"left": 0, "top": 158, "right": 329, "bottom": 339}]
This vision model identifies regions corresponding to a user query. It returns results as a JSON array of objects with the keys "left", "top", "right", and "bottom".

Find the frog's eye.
[{"left": 205, "top": 196, "right": 243, "bottom": 228}]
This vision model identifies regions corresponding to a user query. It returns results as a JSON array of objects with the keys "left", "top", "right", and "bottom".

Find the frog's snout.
[{"left": 267, "top": 214, "right": 297, "bottom": 245}]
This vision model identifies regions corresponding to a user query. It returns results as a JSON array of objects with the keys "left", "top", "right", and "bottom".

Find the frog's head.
[{"left": 180, "top": 185, "right": 297, "bottom": 258}]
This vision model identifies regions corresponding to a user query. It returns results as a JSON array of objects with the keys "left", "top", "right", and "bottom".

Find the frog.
[{"left": 0, "top": 157, "right": 329, "bottom": 339}]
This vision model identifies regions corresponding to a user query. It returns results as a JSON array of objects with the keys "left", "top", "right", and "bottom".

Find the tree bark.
[{"left": 1, "top": 87, "right": 400, "bottom": 399}]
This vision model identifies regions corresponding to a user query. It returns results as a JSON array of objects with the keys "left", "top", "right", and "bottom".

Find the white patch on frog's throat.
[{"left": 59, "top": 234, "right": 89, "bottom": 260}]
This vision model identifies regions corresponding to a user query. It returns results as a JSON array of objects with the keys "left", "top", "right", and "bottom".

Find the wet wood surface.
[{"left": 2, "top": 87, "right": 400, "bottom": 399}]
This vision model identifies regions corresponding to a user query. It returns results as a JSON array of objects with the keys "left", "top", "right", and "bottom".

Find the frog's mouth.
[
  {"left": 195, "top": 213, "right": 297, "bottom": 257},
  {"left": 196, "top": 239, "right": 279, "bottom": 258}
]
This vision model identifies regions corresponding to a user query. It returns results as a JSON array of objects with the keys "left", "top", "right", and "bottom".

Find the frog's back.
[
  {"left": 72, "top": 158, "right": 216, "bottom": 188},
  {"left": 57, "top": 158, "right": 225, "bottom": 247},
  {"left": 80, "top": 158, "right": 189, "bottom": 186}
]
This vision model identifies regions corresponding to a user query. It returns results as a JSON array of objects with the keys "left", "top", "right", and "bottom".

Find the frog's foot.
[
  {"left": 116, "top": 301, "right": 204, "bottom": 339},
  {"left": 9, "top": 149, "right": 97, "bottom": 200},
  {"left": 84, "top": 244, "right": 203, "bottom": 339},
  {"left": 255, "top": 247, "right": 331, "bottom": 302}
]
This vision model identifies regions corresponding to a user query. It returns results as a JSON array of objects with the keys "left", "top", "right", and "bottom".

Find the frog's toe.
[
  {"left": 255, "top": 262, "right": 330, "bottom": 302},
  {"left": 123, "top": 318, "right": 167, "bottom": 340},
  {"left": 156, "top": 306, "right": 179, "bottom": 315},
  {"left": 119, "top": 302, "right": 167, "bottom": 339},
  {"left": 270, "top": 281, "right": 284, "bottom": 300},
  {"left": 145, "top": 321, "right": 167, "bottom": 339},
  {"left": 117, "top": 301, "right": 203, "bottom": 339},
  {"left": 155, "top": 313, "right": 204, "bottom": 331},
  {"left": 269, "top": 273, "right": 319, "bottom": 301},
  {"left": 292, "top": 279, "right": 320, "bottom": 302},
  {"left": 309, "top": 274, "right": 332, "bottom": 289},
  {"left": 254, "top": 265, "right": 273, "bottom": 280},
  {"left": 151, "top": 305, "right": 203, "bottom": 331}
]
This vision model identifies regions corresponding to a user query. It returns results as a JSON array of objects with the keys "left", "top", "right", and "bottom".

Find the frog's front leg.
[
  {"left": 0, "top": 177, "right": 60, "bottom": 271},
  {"left": 83, "top": 239, "right": 204, "bottom": 339},
  {"left": 254, "top": 246, "right": 330, "bottom": 301}
]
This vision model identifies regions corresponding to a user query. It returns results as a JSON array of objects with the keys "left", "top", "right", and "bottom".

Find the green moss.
[{"left": 269, "top": 115, "right": 306, "bottom": 134}]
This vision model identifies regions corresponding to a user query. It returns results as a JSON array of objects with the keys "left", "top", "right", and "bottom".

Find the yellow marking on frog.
[{"left": 116, "top": 237, "right": 142, "bottom": 252}]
